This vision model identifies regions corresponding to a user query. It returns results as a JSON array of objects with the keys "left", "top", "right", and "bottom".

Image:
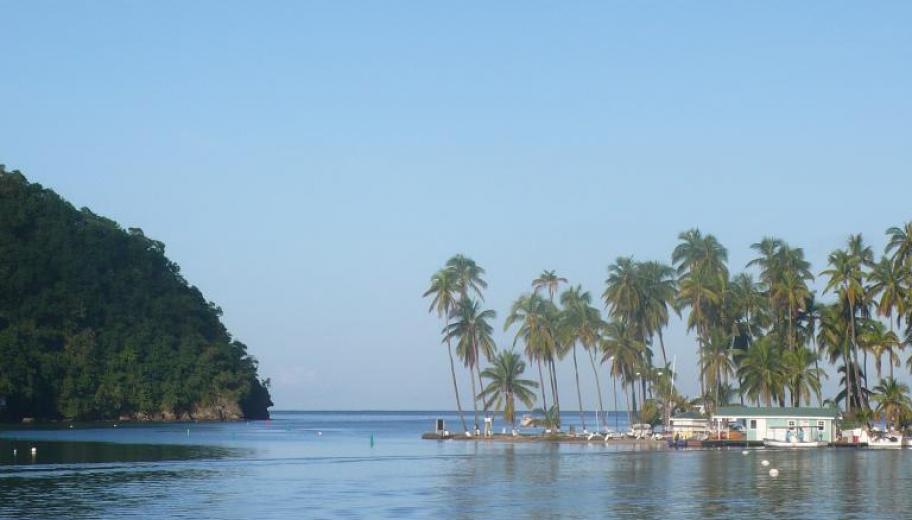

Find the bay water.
[{"left": 0, "top": 411, "right": 908, "bottom": 518}]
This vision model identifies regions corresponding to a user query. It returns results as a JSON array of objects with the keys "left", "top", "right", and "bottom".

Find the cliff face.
[{"left": 0, "top": 166, "right": 272, "bottom": 422}]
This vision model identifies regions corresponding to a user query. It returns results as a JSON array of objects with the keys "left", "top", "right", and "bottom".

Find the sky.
[{"left": 1, "top": 2, "right": 911, "bottom": 410}]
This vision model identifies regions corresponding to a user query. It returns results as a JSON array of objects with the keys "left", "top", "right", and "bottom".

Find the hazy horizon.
[{"left": 2, "top": 2, "right": 911, "bottom": 410}]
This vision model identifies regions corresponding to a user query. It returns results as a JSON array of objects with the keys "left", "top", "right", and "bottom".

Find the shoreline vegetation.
[
  {"left": 0, "top": 167, "right": 272, "bottom": 424},
  {"left": 424, "top": 226, "right": 912, "bottom": 438}
]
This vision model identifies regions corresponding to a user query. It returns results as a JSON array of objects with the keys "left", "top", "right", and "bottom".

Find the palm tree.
[
  {"left": 701, "top": 328, "right": 736, "bottom": 410},
  {"left": 859, "top": 320, "right": 902, "bottom": 380},
  {"left": 676, "top": 267, "right": 723, "bottom": 400},
  {"left": 886, "top": 222, "right": 912, "bottom": 270},
  {"left": 727, "top": 272, "right": 767, "bottom": 345},
  {"left": 821, "top": 247, "right": 866, "bottom": 411},
  {"left": 673, "top": 228, "right": 729, "bottom": 281},
  {"left": 834, "top": 361, "right": 869, "bottom": 413},
  {"left": 479, "top": 350, "right": 539, "bottom": 428},
  {"left": 603, "top": 257, "right": 642, "bottom": 327},
  {"left": 782, "top": 347, "right": 825, "bottom": 406},
  {"left": 603, "top": 257, "right": 654, "bottom": 410},
  {"left": 673, "top": 229, "right": 728, "bottom": 403},
  {"left": 447, "top": 255, "right": 490, "bottom": 417},
  {"left": 505, "top": 293, "right": 559, "bottom": 425},
  {"left": 640, "top": 261, "right": 678, "bottom": 367},
  {"left": 737, "top": 336, "right": 785, "bottom": 407},
  {"left": 560, "top": 286, "right": 605, "bottom": 430},
  {"left": 868, "top": 256, "right": 908, "bottom": 363},
  {"left": 423, "top": 267, "right": 468, "bottom": 432},
  {"left": 532, "top": 270, "right": 568, "bottom": 303},
  {"left": 532, "top": 269, "right": 567, "bottom": 422},
  {"left": 446, "top": 298, "right": 497, "bottom": 431},
  {"left": 602, "top": 320, "right": 645, "bottom": 424},
  {"left": 447, "top": 254, "right": 487, "bottom": 300},
  {"left": 771, "top": 269, "right": 812, "bottom": 352},
  {"left": 872, "top": 377, "right": 912, "bottom": 429}
]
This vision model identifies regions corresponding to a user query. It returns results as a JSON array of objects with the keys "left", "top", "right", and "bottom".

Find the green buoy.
[{"left": 370, "top": 434, "right": 374, "bottom": 447}]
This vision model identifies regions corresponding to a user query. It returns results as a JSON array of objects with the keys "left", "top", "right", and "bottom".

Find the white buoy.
[
  {"left": 317, "top": 431, "right": 323, "bottom": 436},
  {"left": 769, "top": 468, "right": 779, "bottom": 477},
  {"left": 741, "top": 450, "right": 749, "bottom": 455},
  {"left": 30, "top": 447, "right": 37, "bottom": 455},
  {"left": 761, "top": 459, "right": 770, "bottom": 467},
  {"left": 12, "top": 449, "right": 17, "bottom": 456}
]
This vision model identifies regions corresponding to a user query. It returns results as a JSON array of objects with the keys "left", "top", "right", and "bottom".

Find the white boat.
[
  {"left": 763, "top": 438, "right": 827, "bottom": 448},
  {"left": 628, "top": 423, "right": 653, "bottom": 439},
  {"left": 868, "top": 434, "right": 903, "bottom": 449}
]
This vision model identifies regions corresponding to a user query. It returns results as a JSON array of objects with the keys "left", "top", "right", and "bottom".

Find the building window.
[
  {"left": 749, "top": 420, "right": 757, "bottom": 429},
  {"left": 817, "top": 421, "right": 825, "bottom": 431},
  {"left": 787, "top": 420, "right": 796, "bottom": 427}
]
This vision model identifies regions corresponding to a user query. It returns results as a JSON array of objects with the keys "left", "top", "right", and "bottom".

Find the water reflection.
[{"left": 0, "top": 413, "right": 911, "bottom": 518}]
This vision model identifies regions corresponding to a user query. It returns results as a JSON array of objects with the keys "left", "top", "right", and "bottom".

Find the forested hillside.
[{"left": 0, "top": 166, "right": 272, "bottom": 422}]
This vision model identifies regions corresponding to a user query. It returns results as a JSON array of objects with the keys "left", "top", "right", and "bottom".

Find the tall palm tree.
[
  {"left": 603, "top": 257, "right": 642, "bottom": 327},
  {"left": 727, "top": 272, "right": 767, "bottom": 345},
  {"left": 701, "top": 328, "right": 736, "bottom": 411},
  {"left": 640, "top": 261, "right": 678, "bottom": 367},
  {"left": 737, "top": 336, "right": 785, "bottom": 407},
  {"left": 868, "top": 256, "right": 908, "bottom": 359},
  {"left": 872, "top": 377, "right": 912, "bottom": 430},
  {"left": 532, "top": 270, "right": 568, "bottom": 303},
  {"left": 603, "top": 257, "right": 657, "bottom": 407},
  {"left": 859, "top": 320, "right": 901, "bottom": 380},
  {"left": 885, "top": 222, "right": 912, "bottom": 270},
  {"left": 673, "top": 228, "right": 729, "bottom": 281},
  {"left": 821, "top": 247, "right": 866, "bottom": 412},
  {"left": 560, "top": 286, "right": 605, "bottom": 430},
  {"left": 676, "top": 267, "right": 723, "bottom": 400},
  {"left": 479, "top": 350, "right": 539, "bottom": 428},
  {"left": 601, "top": 320, "right": 645, "bottom": 423},
  {"left": 446, "top": 298, "right": 497, "bottom": 431},
  {"left": 673, "top": 229, "right": 728, "bottom": 403},
  {"left": 447, "top": 255, "right": 490, "bottom": 416},
  {"left": 782, "top": 347, "right": 825, "bottom": 406},
  {"left": 771, "top": 269, "right": 811, "bottom": 352},
  {"left": 447, "top": 254, "right": 487, "bottom": 301},
  {"left": 423, "top": 267, "right": 468, "bottom": 432},
  {"left": 505, "top": 293, "right": 560, "bottom": 425}
]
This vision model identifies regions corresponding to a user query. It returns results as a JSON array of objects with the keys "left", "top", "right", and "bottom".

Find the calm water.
[{"left": 0, "top": 411, "right": 910, "bottom": 519}]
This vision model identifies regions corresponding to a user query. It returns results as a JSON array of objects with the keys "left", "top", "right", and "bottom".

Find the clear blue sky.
[{"left": 2, "top": 2, "right": 910, "bottom": 410}]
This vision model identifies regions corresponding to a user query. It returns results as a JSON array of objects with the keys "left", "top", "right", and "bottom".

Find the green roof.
[{"left": 714, "top": 406, "right": 839, "bottom": 419}]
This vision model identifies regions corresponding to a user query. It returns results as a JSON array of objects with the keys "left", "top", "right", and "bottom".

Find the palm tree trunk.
[
  {"left": 587, "top": 347, "right": 605, "bottom": 430},
  {"left": 537, "top": 360, "right": 549, "bottom": 412},
  {"left": 788, "top": 303, "right": 794, "bottom": 351},
  {"left": 697, "top": 329, "right": 706, "bottom": 404},
  {"left": 657, "top": 329, "right": 669, "bottom": 367},
  {"left": 623, "top": 382, "right": 632, "bottom": 427},
  {"left": 476, "top": 362, "right": 487, "bottom": 418},
  {"left": 548, "top": 359, "right": 561, "bottom": 429},
  {"left": 849, "top": 310, "right": 865, "bottom": 409},
  {"left": 846, "top": 290, "right": 865, "bottom": 410},
  {"left": 612, "top": 373, "right": 620, "bottom": 431},
  {"left": 571, "top": 343, "right": 585, "bottom": 431},
  {"left": 469, "top": 362, "right": 479, "bottom": 432},
  {"left": 630, "top": 381, "right": 638, "bottom": 423},
  {"left": 446, "top": 339, "right": 468, "bottom": 433}
]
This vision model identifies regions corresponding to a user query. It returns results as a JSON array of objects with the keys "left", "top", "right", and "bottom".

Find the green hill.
[{"left": 0, "top": 166, "right": 272, "bottom": 422}]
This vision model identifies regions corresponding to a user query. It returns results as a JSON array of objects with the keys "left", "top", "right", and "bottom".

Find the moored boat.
[
  {"left": 868, "top": 434, "right": 903, "bottom": 449},
  {"left": 763, "top": 438, "right": 827, "bottom": 448}
]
